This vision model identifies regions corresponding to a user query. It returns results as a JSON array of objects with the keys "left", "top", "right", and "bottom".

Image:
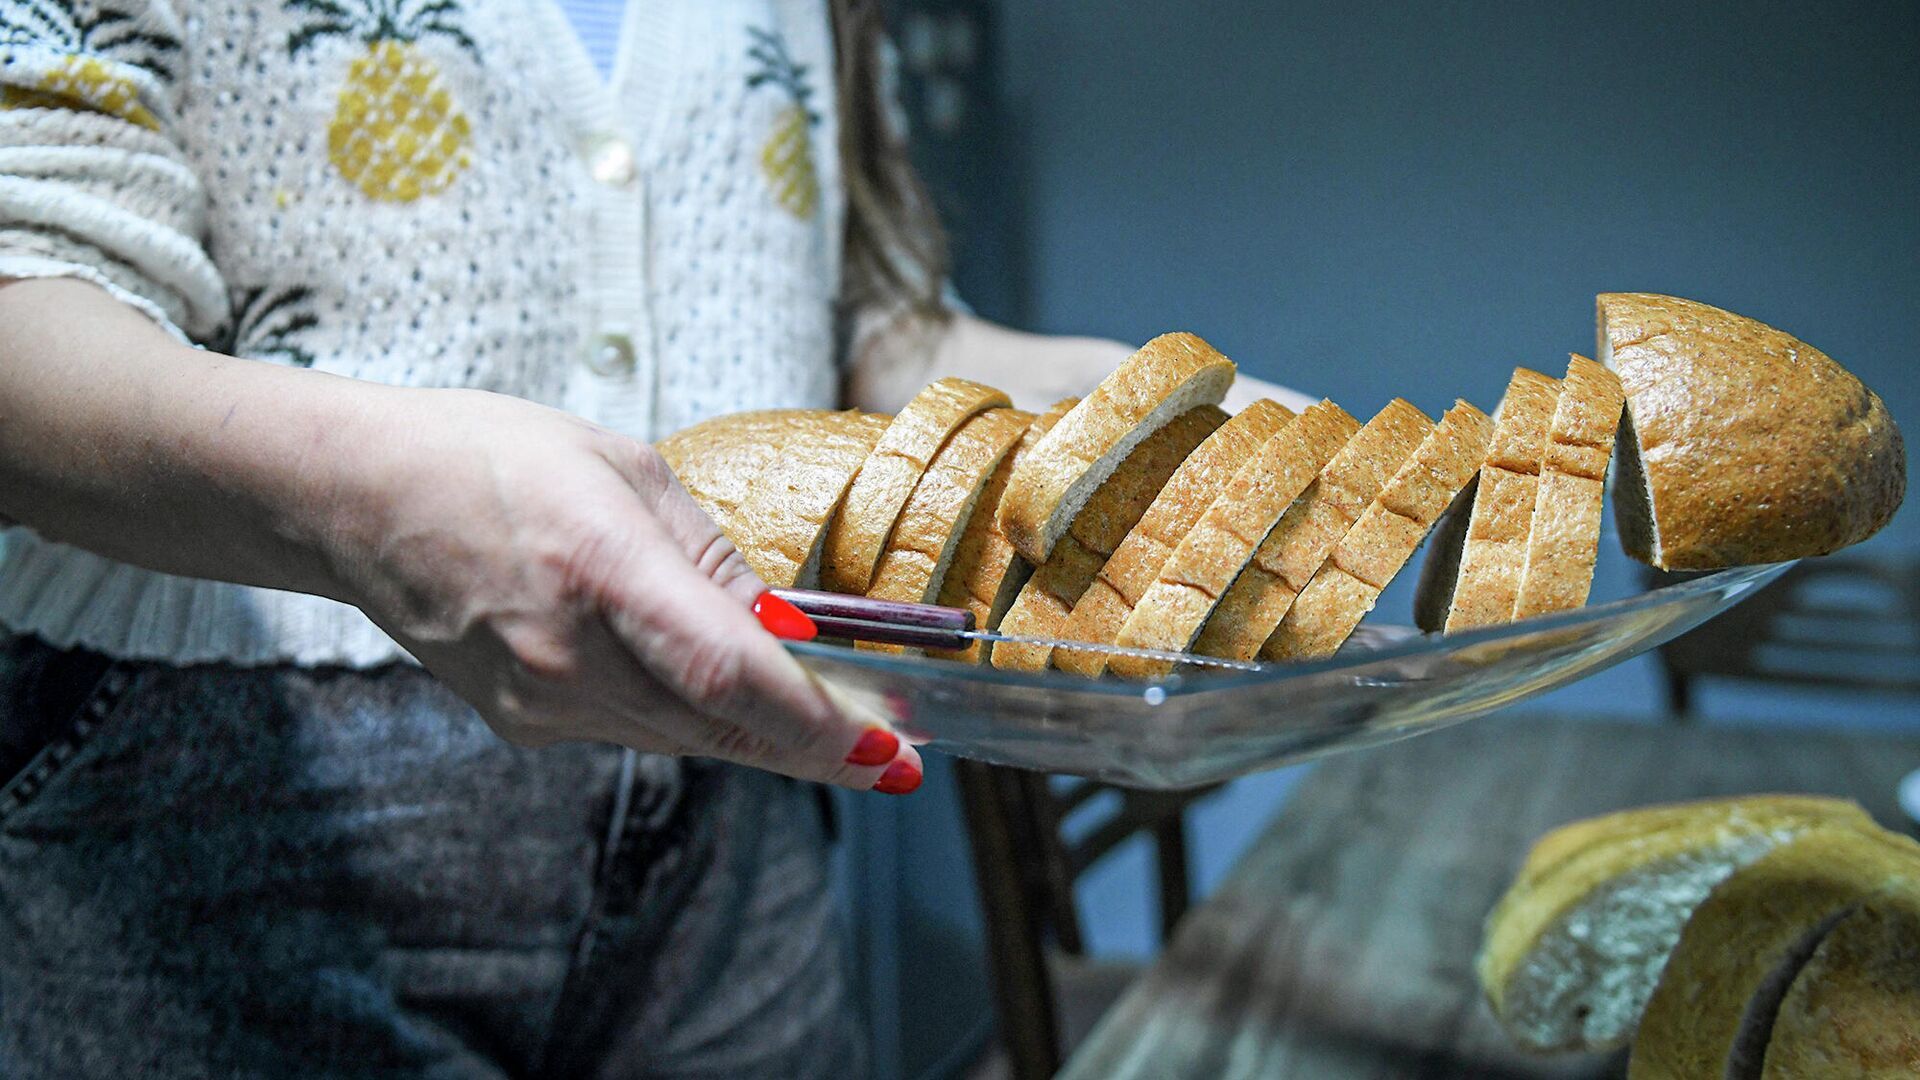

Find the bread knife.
[{"left": 756, "top": 588, "right": 1267, "bottom": 673}]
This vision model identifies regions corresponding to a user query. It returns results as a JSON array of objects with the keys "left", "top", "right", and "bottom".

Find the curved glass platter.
[{"left": 788, "top": 562, "right": 1792, "bottom": 789}]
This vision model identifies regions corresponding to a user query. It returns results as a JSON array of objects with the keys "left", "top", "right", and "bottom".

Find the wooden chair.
[
  {"left": 1646, "top": 553, "right": 1920, "bottom": 718},
  {"left": 956, "top": 760, "right": 1217, "bottom": 1079}
]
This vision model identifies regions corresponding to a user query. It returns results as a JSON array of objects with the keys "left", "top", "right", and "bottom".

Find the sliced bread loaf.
[
  {"left": 1195, "top": 399, "right": 1432, "bottom": 662},
  {"left": 1053, "top": 399, "right": 1296, "bottom": 676},
  {"left": 1478, "top": 795, "right": 1877, "bottom": 1054},
  {"left": 1264, "top": 401, "right": 1493, "bottom": 660},
  {"left": 996, "top": 333, "right": 1236, "bottom": 564},
  {"left": 822, "top": 377, "right": 1010, "bottom": 593},
  {"left": 1512, "top": 354, "right": 1625, "bottom": 619},
  {"left": 861, "top": 407, "right": 1035, "bottom": 652},
  {"left": 1629, "top": 826, "right": 1920, "bottom": 1080},
  {"left": 990, "top": 406, "right": 1226, "bottom": 672},
  {"left": 928, "top": 398, "right": 1079, "bottom": 664},
  {"left": 1414, "top": 367, "right": 1560, "bottom": 632},
  {"left": 1107, "top": 401, "right": 1360, "bottom": 678},
  {"left": 1599, "top": 293, "right": 1904, "bottom": 569}
]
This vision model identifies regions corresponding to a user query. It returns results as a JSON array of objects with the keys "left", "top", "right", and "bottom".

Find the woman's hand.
[
  {"left": 325, "top": 388, "right": 921, "bottom": 791},
  {"left": 0, "top": 278, "right": 917, "bottom": 792}
]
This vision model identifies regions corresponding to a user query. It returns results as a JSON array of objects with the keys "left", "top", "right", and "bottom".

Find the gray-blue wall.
[{"left": 998, "top": 1, "right": 1916, "bottom": 553}]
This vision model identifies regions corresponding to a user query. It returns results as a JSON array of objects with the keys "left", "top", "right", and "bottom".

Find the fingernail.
[
  {"left": 845, "top": 727, "right": 899, "bottom": 767},
  {"left": 752, "top": 591, "right": 817, "bottom": 642},
  {"left": 873, "top": 759, "right": 922, "bottom": 796}
]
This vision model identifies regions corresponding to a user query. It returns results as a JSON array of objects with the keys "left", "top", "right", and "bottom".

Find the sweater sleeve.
[{"left": 0, "top": 0, "right": 227, "bottom": 341}]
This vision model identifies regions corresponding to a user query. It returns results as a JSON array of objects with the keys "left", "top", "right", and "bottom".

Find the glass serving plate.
[{"left": 788, "top": 562, "right": 1792, "bottom": 789}]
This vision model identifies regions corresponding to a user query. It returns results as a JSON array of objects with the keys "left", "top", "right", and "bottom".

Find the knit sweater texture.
[{"left": 0, "top": 0, "right": 854, "bottom": 666}]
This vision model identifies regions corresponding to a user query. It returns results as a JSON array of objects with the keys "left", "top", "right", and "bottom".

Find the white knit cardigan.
[{"left": 0, "top": 0, "right": 861, "bottom": 666}]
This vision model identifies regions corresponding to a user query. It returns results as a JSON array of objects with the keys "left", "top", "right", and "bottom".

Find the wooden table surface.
[{"left": 1060, "top": 715, "right": 1920, "bottom": 1080}]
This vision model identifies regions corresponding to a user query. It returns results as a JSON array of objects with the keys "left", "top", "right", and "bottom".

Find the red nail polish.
[
  {"left": 753, "top": 591, "right": 817, "bottom": 642},
  {"left": 845, "top": 727, "right": 899, "bottom": 767},
  {"left": 873, "top": 759, "right": 922, "bottom": 796}
]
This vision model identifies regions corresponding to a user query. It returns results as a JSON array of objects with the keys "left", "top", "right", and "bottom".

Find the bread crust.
[
  {"left": 658, "top": 409, "right": 890, "bottom": 587},
  {"left": 1417, "top": 368, "right": 1560, "bottom": 633},
  {"left": 1108, "top": 401, "right": 1359, "bottom": 677},
  {"left": 1265, "top": 400, "right": 1492, "bottom": 660},
  {"left": 928, "top": 399, "right": 1078, "bottom": 664},
  {"left": 1763, "top": 891, "right": 1920, "bottom": 1077},
  {"left": 996, "top": 333, "right": 1236, "bottom": 564},
  {"left": 862, "top": 408, "right": 1034, "bottom": 652},
  {"left": 1629, "top": 826, "right": 1920, "bottom": 1080},
  {"left": 1197, "top": 399, "right": 1433, "bottom": 662},
  {"left": 1598, "top": 293, "right": 1906, "bottom": 569},
  {"left": 823, "top": 377, "right": 1010, "bottom": 593},
  {"left": 1513, "top": 355, "right": 1624, "bottom": 619},
  {"left": 1478, "top": 796, "right": 1877, "bottom": 1052},
  {"left": 990, "top": 406, "right": 1225, "bottom": 672},
  {"left": 1054, "top": 399, "right": 1296, "bottom": 676}
]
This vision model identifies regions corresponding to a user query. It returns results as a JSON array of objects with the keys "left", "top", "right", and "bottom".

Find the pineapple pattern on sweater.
[{"left": 0, "top": 0, "right": 857, "bottom": 667}]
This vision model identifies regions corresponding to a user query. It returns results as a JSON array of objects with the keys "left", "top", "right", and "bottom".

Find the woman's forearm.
[{"left": 0, "top": 277, "right": 380, "bottom": 601}]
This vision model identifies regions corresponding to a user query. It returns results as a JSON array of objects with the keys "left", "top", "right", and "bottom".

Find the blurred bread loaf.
[
  {"left": 1477, "top": 795, "right": 1877, "bottom": 1053},
  {"left": 1629, "top": 826, "right": 1920, "bottom": 1079}
]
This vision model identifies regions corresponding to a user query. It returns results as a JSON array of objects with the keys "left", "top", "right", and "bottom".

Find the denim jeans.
[{"left": 0, "top": 634, "right": 864, "bottom": 1079}]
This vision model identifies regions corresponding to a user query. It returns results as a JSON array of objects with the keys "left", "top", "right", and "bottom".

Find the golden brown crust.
[
  {"left": 1417, "top": 368, "right": 1560, "bottom": 633},
  {"left": 658, "top": 410, "right": 821, "bottom": 522},
  {"left": 862, "top": 408, "right": 1034, "bottom": 649},
  {"left": 1266, "top": 400, "right": 1493, "bottom": 660},
  {"left": 1629, "top": 827, "right": 1920, "bottom": 1080},
  {"left": 1763, "top": 892, "right": 1920, "bottom": 1077},
  {"left": 990, "top": 406, "right": 1225, "bottom": 672},
  {"left": 736, "top": 412, "right": 893, "bottom": 587},
  {"left": 658, "top": 410, "right": 890, "bottom": 588},
  {"left": 1109, "top": 401, "right": 1359, "bottom": 677},
  {"left": 1477, "top": 796, "right": 1877, "bottom": 1050},
  {"left": 1599, "top": 293, "right": 1906, "bottom": 569},
  {"left": 1053, "top": 399, "right": 1296, "bottom": 676},
  {"left": 927, "top": 399, "right": 1078, "bottom": 664},
  {"left": 822, "top": 377, "right": 1010, "bottom": 594},
  {"left": 996, "top": 333, "right": 1236, "bottom": 564},
  {"left": 1513, "top": 355, "right": 1624, "bottom": 619},
  {"left": 1198, "top": 399, "right": 1434, "bottom": 662}
]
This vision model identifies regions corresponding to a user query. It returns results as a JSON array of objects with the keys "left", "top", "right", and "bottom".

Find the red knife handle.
[
  {"left": 769, "top": 588, "right": 975, "bottom": 632},
  {"left": 806, "top": 616, "right": 970, "bottom": 651}
]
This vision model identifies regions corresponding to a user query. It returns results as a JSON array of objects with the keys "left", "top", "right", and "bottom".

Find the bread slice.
[
  {"left": 928, "top": 399, "right": 1079, "bottom": 664},
  {"left": 1511, "top": 355, "right": 1625, "bottom": 619},
  {"left": 996, "top": 333, "right": 1236, "bottom": 564},
  {"left": 990, "top": 406, "right": 1226, "bottom": 672},
  {"left": 1598, "top": 293, "right": 1905, "bottom": 569},
  {"left": 1053, "top": 399, "right": 1296, "bottom": 676},
  {"left": 822, "top": 377, "right": 1011, "bottom": 593},
  {"left": 1107, "top": 401, "right": 1359, "bottom": 678},
  {"left": 657, "top": 409, "right": 891, "bottom": 587},
  {"left": 1478, "top": 795, "right": 1878, "bottom": 1054},
  {"left": 1196, "top": 400, "right": 1433, "bottom": 662},
  {"left": 862, "top": 407, "right": 1034, "bottom": 646},
  {"left": 1629, "top": 826, "right": 1920, "bottom": 1080},
  {"left": 1264, "top": 401, "right": 1493, "bottom": 660},
  {"left": 1763, "top": 890, "right": 1920, "bottom": 1077},
  {"left": 1414, "top": 368, "right": 1561, "bottom": 633}
]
